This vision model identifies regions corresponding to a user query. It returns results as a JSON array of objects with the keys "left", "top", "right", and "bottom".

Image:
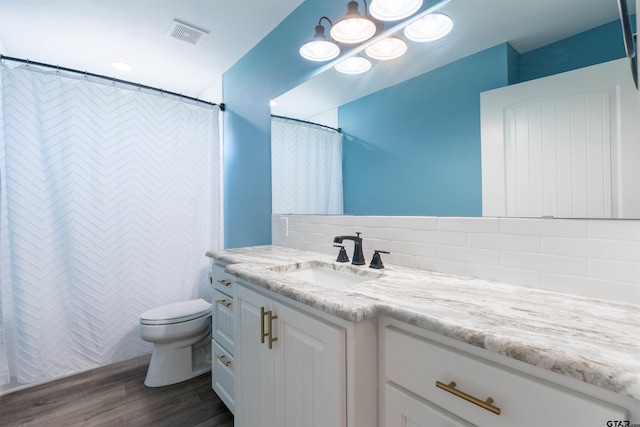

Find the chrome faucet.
[{"left": 333, "top": 232, "right": 365, "bottom": 265}]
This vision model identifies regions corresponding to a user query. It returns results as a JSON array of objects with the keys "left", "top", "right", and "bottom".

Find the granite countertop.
[{"left": 206, "top": 245, "right": 640, "bottom": 401}]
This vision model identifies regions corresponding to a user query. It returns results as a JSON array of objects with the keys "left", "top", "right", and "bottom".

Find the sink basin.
[{"left": 272, "top": 261, "right": 382, "bottom": 289}]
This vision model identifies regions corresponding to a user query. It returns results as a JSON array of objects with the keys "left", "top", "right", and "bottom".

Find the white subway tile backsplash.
[
  {"left": 542, "top": 237, "right": 640, "bottom": 263},
  {"left": 542, "top": 273, "right": 640, "bottom": 304},
  {"left": 439, "top": 245, "right": 500, "bottom": 265},
  {"left": 501, "top": 252, "right": 588, "bottom": 276},
  {"left": 391, "top": 216, "right": 438, "bottom": 230},
  {"left": 468, "top": 264, "right": 541, "bottom": 288},
  {"left": 468, "top": 233, "right": 541, "bottom": 253},
  {"left": 413, "top": 255, "right": 469, "bottom": 277},
  {"left": 304, "top": 233, "right": 330, "bottom": 244},
  {"left": 370, "top": 227, "right": 414, "bottom": 242},
  {"left": 353, "top": 216, "right": 393, "bottom": 227},
  {"left": 387, "top": 252, "right": 415, "bottom": 269},
  {"left": 589, "top": 259, "right": 640, "bottom": 284},
  {"left": 272, "top": 214, "right": 639, "bottom": 303},
  {"left": 500, "top": 218, "right": 588, "bottom": 237},
  {"left": 390, "top": 241, "right": 438, "bottom": 258},
  {"left": 287, "top": 230, "right": 304, "bottom": 242},
  {"left": 588, "top": 219, "right": 640, "bottom": 241},
  {"left": 414, "top": 230, "right": 468, "bottom": 247},
  {"left": 438, "top": 217, "right": 500, "bottom": 233}
]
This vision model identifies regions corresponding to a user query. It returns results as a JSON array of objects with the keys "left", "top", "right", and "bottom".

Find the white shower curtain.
[
  {"left": 271, "top": 117, "right": 343, "bottom": 214},
  {"left": 0, "top": 64, "right": 221, "bottom": 386}
]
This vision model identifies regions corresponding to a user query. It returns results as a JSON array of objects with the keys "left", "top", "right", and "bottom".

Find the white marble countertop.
[{"left": 206, "top": 245, "right": 640, "bottom": 401}]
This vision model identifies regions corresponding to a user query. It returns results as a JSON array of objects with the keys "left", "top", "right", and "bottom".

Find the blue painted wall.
[
  {"left": 519, "top": 18, "right": 634, "bottom": 82},
  {"left": 339, "top": 18, "right": 631, "bottom": 216},
  {"left": 340, "top": 43, "right": 511, "bottom": 216},
  {"left": 222, "top": 0, "right": 340, "bottom": 248}
]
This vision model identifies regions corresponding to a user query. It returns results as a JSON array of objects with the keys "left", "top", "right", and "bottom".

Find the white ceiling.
[
  {"left": 0, "top": 0, "right": 635, "bottom": 110},
  {"left": 0, "top": 0, "right": 305, "bottom": 104}
]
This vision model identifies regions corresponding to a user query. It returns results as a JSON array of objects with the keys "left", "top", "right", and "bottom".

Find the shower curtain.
[
  {"left": 0, "top": 64, "right": 221, "bottom": 386},
  {"left": 271, "top": 117, "right": 343, "bottom": 214}
]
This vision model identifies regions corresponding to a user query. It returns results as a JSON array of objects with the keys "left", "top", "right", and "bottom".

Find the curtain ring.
[
  {"left": 84, "top": 71, "right": 88, "bottom": 80},
  {"left": 138, "top": 83, "right": 141, "bottom": 91},
  {"left": 56, "top": 65, "right": 60, "bottom": 75},
  {"left": 112, "top": 76, "right": 116, "bottom": 86},
  {"left": 26, "top": 59, "right": 30, "bottom": 69}
]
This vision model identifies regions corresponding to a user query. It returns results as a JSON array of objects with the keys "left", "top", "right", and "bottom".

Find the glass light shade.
[
  {"left": 369, "top": 0, "right": 423, "bottom": 21},
  {"left": 334, "top": 56, "right": 372, "bottom": 74},
  {"left": 365, "top": 37, "right": 407, "bottom": 60},
  {"left": 330, "top": 1, "right": 377, "bottom": 44},
  {"left": 404, "top": 13, "right": 453, "bottom": 42},
  {"left": 299, "top": 24, "right": 340, "bottom": 61}
]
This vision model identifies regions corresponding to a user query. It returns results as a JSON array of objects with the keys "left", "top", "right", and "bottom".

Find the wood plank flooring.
[{"left": 0, "top": 355, "right": 234, "bottom": 427}]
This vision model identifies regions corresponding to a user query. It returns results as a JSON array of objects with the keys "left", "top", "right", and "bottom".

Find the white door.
[{"left": 481, "top": 58, "right": 639, "bottom": 218}]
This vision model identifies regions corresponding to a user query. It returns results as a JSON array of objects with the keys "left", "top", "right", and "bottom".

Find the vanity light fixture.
[
  {"left": 330, "top": 1, "right": 377, "bottom": 44},
  {"left": 299, "top": 16, "right": 340, "bottom": 61},
  {"left": 365, "top": 36, "right": 408, "bottom": 60},
  {"left": 369, "top": 0, "right": 423, "bottom": 22},
  {"left": 404, "top": 12, "right": 453, "bottom": 42},
  {"left": 334, "top": 56, "right": 372, "bottom": 74}
]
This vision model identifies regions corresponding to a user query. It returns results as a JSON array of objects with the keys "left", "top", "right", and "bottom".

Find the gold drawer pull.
[
  {"left": 216, "top": 299, "right": 231, "bottom": 308},
  {"left": 260, "top": 306, "right": 278, "bottom": 349},
  {"left": 436, "top": 381, "right": 501, "bottom": 415},
  {"left": 217, "top": 279, "right": 231, "bottom": 287},
  {"left": 216, "top": 353, "right": 231, "bottom": 367}
]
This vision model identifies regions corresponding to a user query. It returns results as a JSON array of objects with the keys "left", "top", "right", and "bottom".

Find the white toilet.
[{"left": 139, "top": 298, "right": 212, "bottom": 387}]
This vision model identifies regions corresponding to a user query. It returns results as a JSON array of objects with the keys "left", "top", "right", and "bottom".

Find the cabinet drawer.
[
  {"left": 384, "top": 326, "right": 627, "bottom": 427},
  {"left": 212, "top": 339, "right": 235, "bottom": 414},
  {"left": 212, "top": 289, "right": 234, "bottom": 354},
  {"left": 211, "top": 263, "right": 234, "bottom": 296},
  {"left": 384, "top": 382, "right": 473, "bottom": 427}
]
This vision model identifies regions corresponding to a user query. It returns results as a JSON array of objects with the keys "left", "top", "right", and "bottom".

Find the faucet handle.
[
  {"left": 355, "top": 231, "right": 362, "bottom": 238},
  {"left": 369, "top": 250, "right": 390, "bottom": 269},
  {"left": 333, "top": 245, "right": 350, "bottom": 263}
]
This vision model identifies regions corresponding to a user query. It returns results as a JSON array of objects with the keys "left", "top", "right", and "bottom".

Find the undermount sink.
[{"left": 272, "top": 261, "right": 382, "bottom": 289}]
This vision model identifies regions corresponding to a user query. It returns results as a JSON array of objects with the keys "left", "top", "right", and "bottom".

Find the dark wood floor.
[{"left": 0, "top": 355, "right": 233, "bottom": 427}]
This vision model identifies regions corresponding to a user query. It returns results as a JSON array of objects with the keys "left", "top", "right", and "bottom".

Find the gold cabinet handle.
[
  {"left": 216, "top": 279, "right": 231, "bottom": 287},
  {"left": 261, "top": 307, "right": 268, "bottom": 344},
  {"left": 267, "top": 311, "right": 278, "bottom": 350},
  {"left": 260, "top": 306, "right": 278, "bottom": 349},
  {"left": 216, "top": 299, "right": 231, "bottom": 308},
  {"left": 436, "top": 381, "right": 501, "bottom": 415},
  {"left": 216, "top": 353, "right": 231, "bottom": 367}
]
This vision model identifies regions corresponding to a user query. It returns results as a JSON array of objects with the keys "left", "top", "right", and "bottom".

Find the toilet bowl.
[{"left": 139, "top": 298, "right": 212, "bottom": 387}]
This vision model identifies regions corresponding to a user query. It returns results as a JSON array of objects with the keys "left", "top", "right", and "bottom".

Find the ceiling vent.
[{"left": 166, "top": 20, "right": 208, "bottom": 46}]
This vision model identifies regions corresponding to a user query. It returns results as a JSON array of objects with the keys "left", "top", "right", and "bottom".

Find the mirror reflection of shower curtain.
[
  {"left": 271, "top": 117, "right": 343, "bottom": 215},
  {"left": 0, "top": 64, "right": 222, "bottom": 387}
]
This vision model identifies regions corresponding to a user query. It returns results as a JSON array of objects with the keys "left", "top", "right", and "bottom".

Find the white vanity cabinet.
[
  {"left": 209, "top": 262, "right": 235, "bottom": 413},
  {"left": 379, "top": 318, "right": 630, "bottom": 427},
  {"left": 234, "top": 281, "right": 347, "bottom": 427}
]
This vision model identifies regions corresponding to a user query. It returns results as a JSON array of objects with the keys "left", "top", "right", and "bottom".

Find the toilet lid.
[{"left": 140, "top": 298, "right": 211, "bottom": 325}]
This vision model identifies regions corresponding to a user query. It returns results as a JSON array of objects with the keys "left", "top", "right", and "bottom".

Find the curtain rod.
[
  {"left": 271, "top": 114, "right": 341, "bottom": 133},
  {"left": 0, "top": 55, "right": 224, "bottom": 110}
]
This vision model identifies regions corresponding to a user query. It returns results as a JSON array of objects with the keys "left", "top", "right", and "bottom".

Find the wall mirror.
[{"left": 271, "top": 0, "right": 638, "bottom": 219}]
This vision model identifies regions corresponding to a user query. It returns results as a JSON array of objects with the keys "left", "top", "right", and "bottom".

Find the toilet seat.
[{"left": 140, "top": 298, "right": 211, "bottom": 325}]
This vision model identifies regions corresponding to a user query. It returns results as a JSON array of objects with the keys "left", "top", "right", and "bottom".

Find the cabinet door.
[
  {"left": 274, "top": 302, "right": 346, "bottom": 427},
  {"left": 384, "top": 383, "right": 473, "bottom": 427},
  {"left": 235, "top": 285, "right": 277, "bottom": 427}
]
